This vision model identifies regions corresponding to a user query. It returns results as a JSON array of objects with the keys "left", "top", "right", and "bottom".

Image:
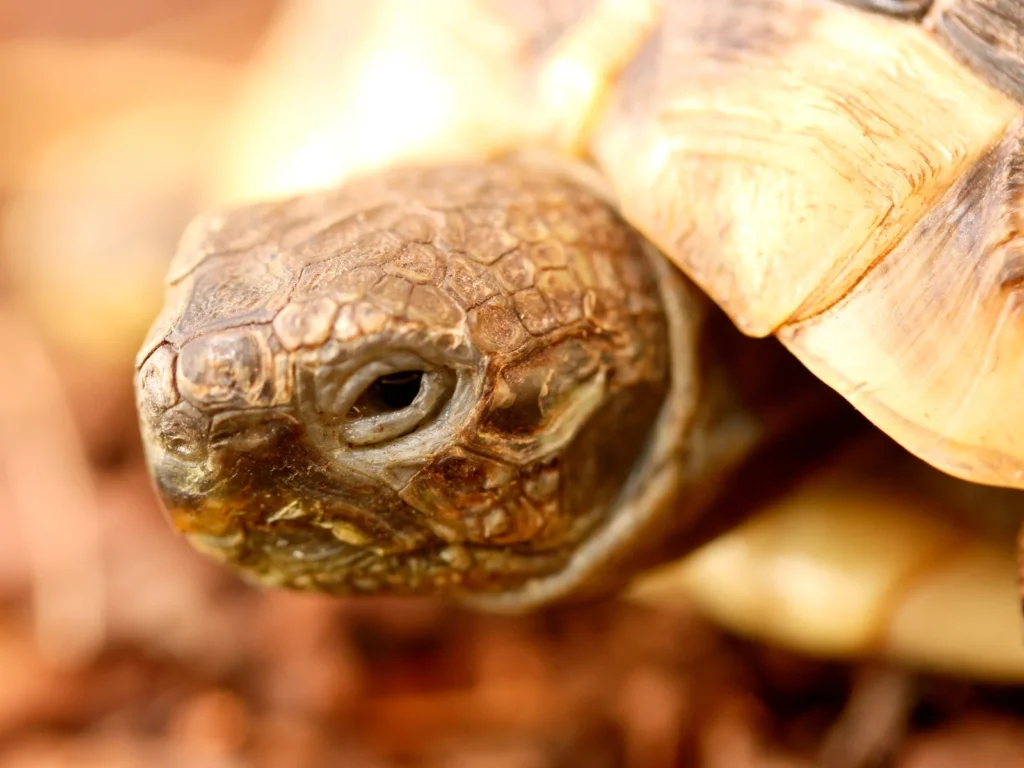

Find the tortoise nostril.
[{"left": 348, "top": 370, "right": 424, "bottom": 419}]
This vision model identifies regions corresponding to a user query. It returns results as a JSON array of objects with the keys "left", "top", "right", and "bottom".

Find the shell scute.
[{"left": 592, "top": 0, "right": 1018, "bottom": 335}]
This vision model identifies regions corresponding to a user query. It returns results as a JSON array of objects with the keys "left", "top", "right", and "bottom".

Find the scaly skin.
[{"left": 137, "top": 162, "right": 678, "bottom": 600}]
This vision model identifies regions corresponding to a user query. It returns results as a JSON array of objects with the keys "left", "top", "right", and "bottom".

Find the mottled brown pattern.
[
  {"left": 781, "top": 118, "right": 1024, "bottom": 484},
  {"left": 927, "top": 0, "right": 1024, "bottom": 103},
  {"left": 136, "top": 162, "right": 675, "bottom": 603}
]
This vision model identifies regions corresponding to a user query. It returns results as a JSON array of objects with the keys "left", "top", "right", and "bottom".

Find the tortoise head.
[{"left": 135, "top": 162, "right": 691, "bottom": 607}]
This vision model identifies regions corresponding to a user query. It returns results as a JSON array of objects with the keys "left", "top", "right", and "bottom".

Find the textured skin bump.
[{"left": 136, "top": 162, "right": 675, "bottom": 602}]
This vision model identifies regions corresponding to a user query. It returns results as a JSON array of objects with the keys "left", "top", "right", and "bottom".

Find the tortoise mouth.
[{"left": 182, "top": 522, "right": 578, "bottom": 597}]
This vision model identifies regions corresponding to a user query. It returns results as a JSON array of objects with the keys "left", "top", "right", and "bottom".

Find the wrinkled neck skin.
[{"left": 135, "top": 159, "right": 838, "bottom": 612}]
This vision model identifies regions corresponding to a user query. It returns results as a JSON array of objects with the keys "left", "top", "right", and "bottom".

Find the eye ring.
[{"left": 328, "top": 356, "right": 455, "bottom": 447}]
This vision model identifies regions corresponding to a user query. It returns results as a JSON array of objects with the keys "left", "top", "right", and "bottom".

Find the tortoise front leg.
[{"left": 633, "top": 435, "right": 1024, "bottom": 682}]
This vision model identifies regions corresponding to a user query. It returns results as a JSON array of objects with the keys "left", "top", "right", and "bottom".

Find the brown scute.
[
  {"left": 136, "top": 345, "right": 179, "bottom": 416},
  {"left": 593, "top": 0, "right": 1017, "bottom": 337},
  {"left": 780, "top": 118, "right": 1024, "bottom": 486},
  {"left": 296, "top": 261, "right": 381, "bottom": 303},
  {"left": 838, "top": 0, "right": 933, "bottom": 17},
  {"left": 165, "top": 199, "right": 292, "bottom": 285},
  {"left": 527, "top": 240, "right": 568, "bottom": 270},
  {"left": 398, "top": 447, "right": 522, "bottom": 543},
  {"left": 537, "top": 269, "right": 585, "bottom": 324},
  {"left": 352, "top": 302, "right": 390, "bottom": 336},
  {"left": 928, "top": 0, "right": 1024, "bottom": 103},
  {"left": 154, "top": 401, "right": 209, "bottom": 465}
]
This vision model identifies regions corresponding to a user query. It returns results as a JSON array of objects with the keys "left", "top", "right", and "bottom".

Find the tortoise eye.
[
  {"left": 348, "top": 371, "right": 425, "bottom": 419},
  {"left": 336, "top": 360, "right": 454, "bottom": 447}
]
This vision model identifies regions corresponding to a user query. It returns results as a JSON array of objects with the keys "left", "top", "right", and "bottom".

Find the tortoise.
[{"left": 135, "top": 0, "right": 1024, "bottom": 682}]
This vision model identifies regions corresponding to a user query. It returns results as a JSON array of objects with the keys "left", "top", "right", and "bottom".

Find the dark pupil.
[{"left": 349, "top": 371, "right": 424, "bottom": 419}]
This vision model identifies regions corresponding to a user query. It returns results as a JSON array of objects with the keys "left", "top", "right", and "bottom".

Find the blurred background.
[{"left": 0, "top": 2, "right": 1023, "bottom": 766}]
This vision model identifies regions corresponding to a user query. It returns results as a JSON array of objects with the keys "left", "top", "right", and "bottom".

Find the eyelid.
[
  {"left": 316, "top": 353, "right": 426, "bottom": 416},
  {"left": 342, "top": 368, "right": 453, "bottom": 446},
  {"left": 315, "top": 353, "right": 454, "bottom": 447}
]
